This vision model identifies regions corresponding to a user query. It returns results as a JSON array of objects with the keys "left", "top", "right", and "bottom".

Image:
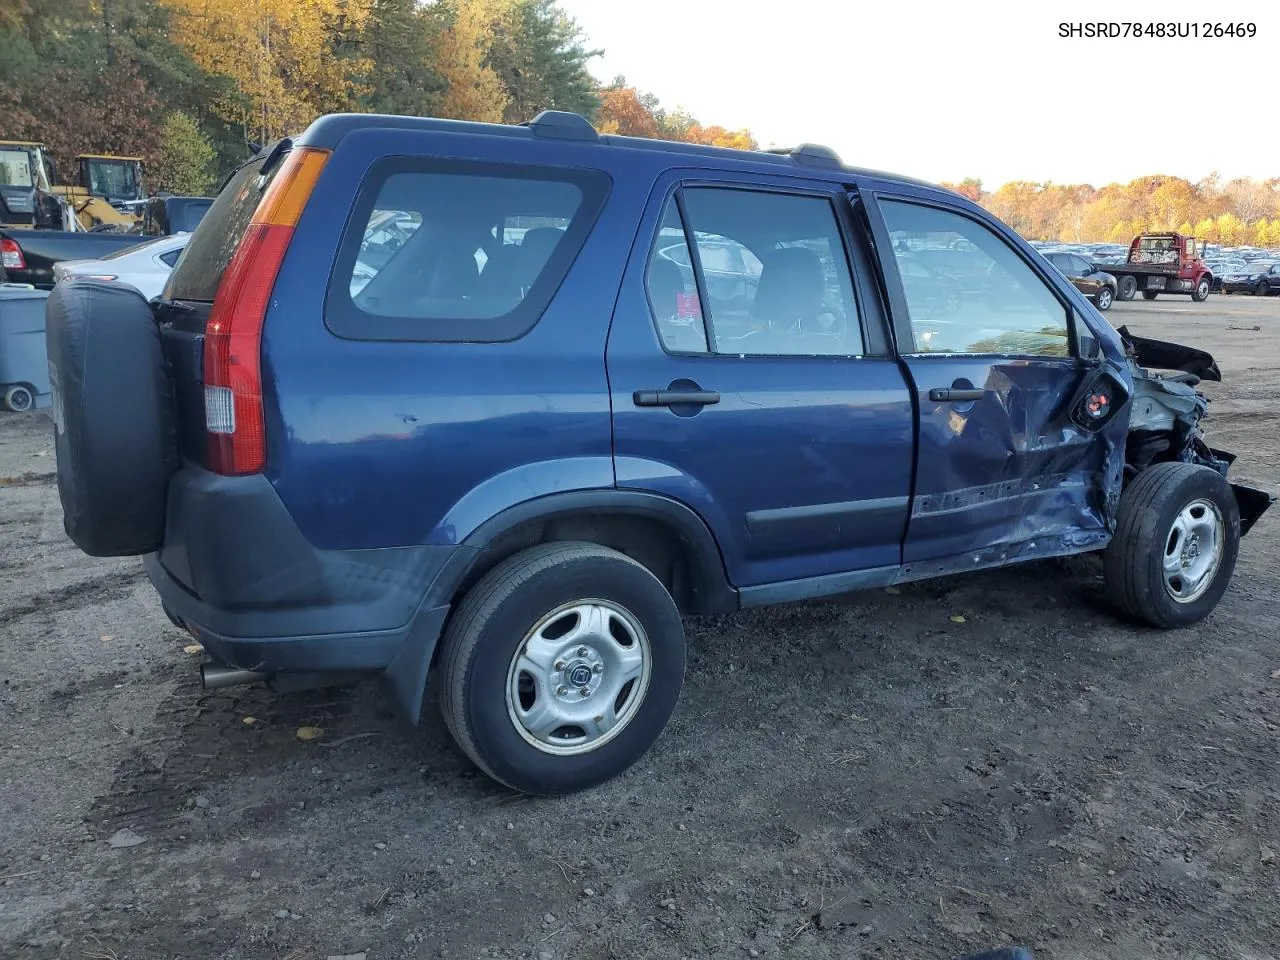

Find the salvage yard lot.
[{"left": 2, "top": 296, "right": 1278, "bottom": 960}]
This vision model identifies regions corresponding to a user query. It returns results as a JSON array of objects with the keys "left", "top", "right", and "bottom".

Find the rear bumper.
[{"left": 146, "top": 466, "right": 473, "bottom": 721}]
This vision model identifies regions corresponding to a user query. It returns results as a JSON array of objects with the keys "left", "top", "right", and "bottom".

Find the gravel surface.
[{"left": 1, "top": 295, "right": 1278, "bottom": 960}]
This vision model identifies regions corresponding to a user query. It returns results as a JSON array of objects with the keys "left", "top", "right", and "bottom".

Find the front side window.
[
  {"left": 643, "top": 186, "right": 864, "bottom": 357},
  {"left": 879, "top": 200, "right": 1071, "bottom": 358},
  {"left": 327, "top": 159, "right": 610, "bottom": 342}
]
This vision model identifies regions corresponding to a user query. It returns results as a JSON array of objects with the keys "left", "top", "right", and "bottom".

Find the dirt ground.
[{"left": 2, "top": 294, "right": 1278, "bottom": 960}]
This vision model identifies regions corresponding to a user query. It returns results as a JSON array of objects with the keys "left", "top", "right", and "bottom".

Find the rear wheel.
[
  {"left": 1104, "top": 462, "right": 1241, "bottom": 628},
  {"left": 1191, "top": 277, "right": 1210, "bottom": 302},
  {"left": 1094, "top": 286, "right": 1114, "bottom": 311},
  {"left": 3, "top": 384, "right": 34, "bottom": 412},
  {"left": 1142, "top": 290, "right": 1159, "bottom": 300},
  {"left": 439, "top": 542, "right": 686, "bottom": 795},
  {"left": 1117, "top": 276, "right": 1137, "bottom": 300}
]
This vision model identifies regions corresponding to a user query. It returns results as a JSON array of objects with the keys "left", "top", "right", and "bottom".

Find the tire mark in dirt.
[{"left": 0, "top": 567, "right": 147, "bottom": 626}]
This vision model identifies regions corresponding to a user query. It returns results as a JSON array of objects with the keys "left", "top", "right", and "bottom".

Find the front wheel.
[
  {"left": 438, "top": 542, "right": 686, "bottom": 795},
  {"left": 1103, "top": 462, "right": 1241, "bottom": 628},
  {"left": 1142, "top": 290, "right": 1159, "bottom": 300},
  {"left": 1117, "top": 276, "right": 1138, "bottom": 301},
  {"left": 1191, "top": 277, "right": 1210, "bottom": 302},
  {"left": 1094, "top": 286, "right": 1114, "bottom": 311},
  {"left": 1257, "top": 281, "right": 1271, "bottom": 297}
]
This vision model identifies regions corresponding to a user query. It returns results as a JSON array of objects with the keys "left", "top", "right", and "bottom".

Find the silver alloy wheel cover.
[
  {"left": 1163, "top": 497, "right": 1225, "bottom": 604},
  {"left": 505, "top": 599, "right": 652, "bottom": 756},
  {"left": 1098, "top": 288, "right": 1112, "bottom": 308}
]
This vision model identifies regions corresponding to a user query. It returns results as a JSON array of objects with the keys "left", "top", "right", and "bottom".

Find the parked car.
[
  {"left": 52, "top": 233, "right": 186, "bottom": 300},
  {"left": 1044, "top": 252, "right": 1118, "bottom": 310},
  {"left": 0, "top": 228, "right": 144, "bottom": 288},
  {"left": 45, "top": 111, "right": 1273, "bottom": 796},
  {"left": 1221, "top": 261, "right": 1280, "bottom": 296}
]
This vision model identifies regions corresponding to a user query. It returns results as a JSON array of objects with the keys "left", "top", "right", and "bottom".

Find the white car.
[{"left": 53, "top": 234, "right": 187, "bottom": 301}]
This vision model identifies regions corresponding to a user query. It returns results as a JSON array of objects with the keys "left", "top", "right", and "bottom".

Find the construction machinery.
[
  {"left": 0, "top": 140, "right": 79, "bottom": 231},
  {"left": 1, "top": 141, "right": 145, "bottom": 232},
  {"left": 52, "top": 155, "right": 146, "bottom": 232}
]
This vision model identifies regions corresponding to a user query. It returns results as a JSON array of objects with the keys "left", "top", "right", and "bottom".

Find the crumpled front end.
[{"left": 1117, "top": 325, "right": 1273, "bottom": 535}]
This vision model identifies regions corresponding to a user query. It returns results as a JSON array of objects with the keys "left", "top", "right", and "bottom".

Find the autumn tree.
[
  {"left": 1225, "top": 177, "right": 1278, "bottom": 224},
  {"left": 595, "top": 83, "right": 661, "bottom": 137},
  {"left": 944, "top": 178, "right": 983, "bottom": 202},
  {"left": 159, "top": 0, "right": 372, "bottom": 144},
  {"left": 431, "top": 0, "right": 508, "bottom": 122}
]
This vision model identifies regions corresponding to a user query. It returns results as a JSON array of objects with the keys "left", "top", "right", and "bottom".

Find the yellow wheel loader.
[{"left": 52, "top": 155, "right": 146, "bottom": 232}]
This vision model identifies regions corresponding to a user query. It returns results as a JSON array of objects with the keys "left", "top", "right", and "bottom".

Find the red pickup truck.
[{"left": 1108, "top": 233, "right": 1213, "bottom": 303}]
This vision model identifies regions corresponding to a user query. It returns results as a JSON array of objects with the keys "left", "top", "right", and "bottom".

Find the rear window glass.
[
  {"left": 326, "top": 158, "right": 610, "bottom": 342},
  {"left": 165, "top": 155, "right": 266, "bottom": 301}
]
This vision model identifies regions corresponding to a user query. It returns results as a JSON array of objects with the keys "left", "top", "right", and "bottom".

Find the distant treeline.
[{"left": 941, "top": 175, "right": 1280, "bottom": 245}]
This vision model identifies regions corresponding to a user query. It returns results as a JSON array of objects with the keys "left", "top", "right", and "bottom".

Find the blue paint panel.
[
  {"left": 260, "top": 129, "right": 654, "bottom": 550},
  {"left": 606, "top": 170, "right": 915, "bottom": 588}
]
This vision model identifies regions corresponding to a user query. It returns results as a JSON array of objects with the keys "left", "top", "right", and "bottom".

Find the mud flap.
[
  {"left": 1230, "top": 483, "right": 1275, "bottom": 537},
  {"left": 380, "top": 604, "right": 450, "bottom": 724}
]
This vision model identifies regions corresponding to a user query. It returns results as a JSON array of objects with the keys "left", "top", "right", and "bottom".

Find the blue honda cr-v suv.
[{"left": 46, "top": 110, "right": 1272, "bottom": 795}]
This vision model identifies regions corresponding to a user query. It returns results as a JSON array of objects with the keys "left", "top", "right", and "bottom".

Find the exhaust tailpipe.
[{"left": 200, "top": 664, "right": 265, "bottom": 689}]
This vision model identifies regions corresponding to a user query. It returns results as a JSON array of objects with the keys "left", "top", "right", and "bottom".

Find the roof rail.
[
  {"left": 763, "top": 142, "right": 843, "bottom": 168},
  {"left": 524, "top": 110, "right": 599, "bottom": 142}
]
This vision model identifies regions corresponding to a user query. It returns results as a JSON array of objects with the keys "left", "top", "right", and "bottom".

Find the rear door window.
[{"left": 326, "top": 158, "right": 610, "bottom": 342}]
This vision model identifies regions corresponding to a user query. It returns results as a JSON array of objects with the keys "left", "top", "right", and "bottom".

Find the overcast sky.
[{"left": 557, "top": 0, "right": 1275, "bottom": 190}]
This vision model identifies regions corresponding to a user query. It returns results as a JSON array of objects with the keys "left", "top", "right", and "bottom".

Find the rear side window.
[
  {"left": 326, "top": 158, "right": 610, "bottom": 342},
  {"left": 165, "top": 156, "right": 265, "bottom": 301}
]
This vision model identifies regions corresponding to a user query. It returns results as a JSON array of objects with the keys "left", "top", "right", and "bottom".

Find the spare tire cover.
[{"left": 46, "top": 279, "right": 178, "bottom": 556}]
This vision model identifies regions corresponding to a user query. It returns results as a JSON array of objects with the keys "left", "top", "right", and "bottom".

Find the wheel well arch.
[{"left": 440, "top": 491, "right": 739, "bottom": 617}]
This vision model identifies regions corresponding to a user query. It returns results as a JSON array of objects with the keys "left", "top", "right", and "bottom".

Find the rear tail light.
[
  {"left": 1, "top": 237, "right": 25, "bottom": 270},
  {"left": 202, "top": 146, "right": 329, "bottom": 475}
]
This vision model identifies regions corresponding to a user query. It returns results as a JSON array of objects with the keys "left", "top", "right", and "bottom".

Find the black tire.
[
  {"left": 1094, "top": 286, "right": 1114, "bottom": 311},
  {"left": 1191, "top": 277, "right": 1210, "bottom": 302},
  {"left": 3, "top": 384, "right": 34, "bottom": 412},
  {"left": 1257, "top": 281, "right": 1271, "bottom": 297},
  {"left": 45, "top": 279, "right": 178, "bottom": 556},
  {"left": 439, "top": 542, "right": 686, "bottom": 795},
  {"left": 1142, "top": 290, "right": 1159, "bottom": 300},
  {"left": 1103, "top": 462, "right": 1241, "bottom": 629},
  {"left": 1117, "top": 276, "right": 1137, "bottom": 300}
]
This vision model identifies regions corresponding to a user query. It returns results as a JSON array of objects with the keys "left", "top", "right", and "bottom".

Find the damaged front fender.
[{"left": 1115, "top": 326, "right": 1274, "bottom": 536}]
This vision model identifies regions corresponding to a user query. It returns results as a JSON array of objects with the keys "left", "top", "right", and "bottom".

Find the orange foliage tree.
[{"left": 595, "top": 77, "right": 756, "bottom": 149}]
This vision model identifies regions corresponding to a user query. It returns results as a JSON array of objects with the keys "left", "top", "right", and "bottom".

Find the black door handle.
[
  {"left": 633, "top": 389, "right": 721, "bottom": 407},
  {"left": 929, "top": 387, "right": 985, "bottom": 402}
]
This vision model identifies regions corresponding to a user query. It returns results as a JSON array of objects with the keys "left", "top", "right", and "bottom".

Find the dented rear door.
[{"left": 861, "top": 191, "right": 1120, "bottom": 571}]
